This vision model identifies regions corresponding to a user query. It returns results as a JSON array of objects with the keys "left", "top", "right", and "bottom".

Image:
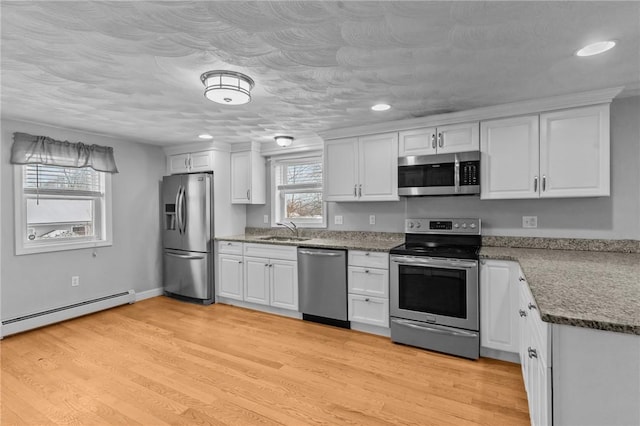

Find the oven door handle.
[
  {"left": 391, "top": 319, "right": 477, "bottom": 338},
  {"left": 390, "top": 255, "right": 477, "bottom": 269}
]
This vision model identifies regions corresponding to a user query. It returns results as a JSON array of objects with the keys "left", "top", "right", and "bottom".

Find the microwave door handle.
[
  {"left": 454, "top": 155, "right": 460, "bottom": 193},
  {"left": 391, "top": 319, "right": 477, "bottom": 338}
]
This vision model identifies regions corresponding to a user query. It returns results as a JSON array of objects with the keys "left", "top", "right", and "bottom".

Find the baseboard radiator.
[{"left": 0, "top": 290, "right": 136, "bottom": 339}]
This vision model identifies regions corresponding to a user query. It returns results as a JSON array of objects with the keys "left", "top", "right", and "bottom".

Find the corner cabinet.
[
  {"left": 231, "top": 150, "right": 265, "bottom": 204},
  {"left": 481, "top": 104, "right": 610, "bottom": 200},
  {"left": 167, "top": 151, "right": 213, "bottom": 174},
  {"left": 324, "top": 132, "right": 399, "bottom": 202},
  {"left": 398, "top": 122, "right": 479, "bottom": 156},
  {"left": 479, "top": 260, "right": 520, "bottom": 355}
]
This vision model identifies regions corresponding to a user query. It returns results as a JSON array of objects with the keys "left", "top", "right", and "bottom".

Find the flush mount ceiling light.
[
  {"left": 198, "top": 134, "right": 213, "bottom": 140},
  {"left": 371, "top": 103, "right": 391, "bottom": 111},
  {"left": 200, "top": 70, "right": 255, "bottom": 105},
  {"left": 576, "top": 41, "right": 617, "bottom": 57},
  {"left": 275, "top": 136, "right": 294, "bottom": 147}
]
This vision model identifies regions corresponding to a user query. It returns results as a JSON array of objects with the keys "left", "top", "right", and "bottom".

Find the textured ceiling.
[{"left": 1, "top": 1, "right": 639, "bottom": 147}]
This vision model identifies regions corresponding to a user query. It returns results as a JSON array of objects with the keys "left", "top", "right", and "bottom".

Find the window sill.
[{"left": 15, "top": 239, "right": 112, "bottom": 256}]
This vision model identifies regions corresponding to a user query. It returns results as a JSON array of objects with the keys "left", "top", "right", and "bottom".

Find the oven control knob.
[
  {"left": 416, "top": 222, "right": 421, "bottom": 228},
  {"left": 454, "top": 223, "right": 459, "bottom": 228},
  {"left": 470, "top": 223, "right": 476, "bottom": 229},
  {"left": 462, "top": 223, "right": 467, "bottom": 229},
  {"left": 408, "top": 222, "right": 414, "bottom": 229}
]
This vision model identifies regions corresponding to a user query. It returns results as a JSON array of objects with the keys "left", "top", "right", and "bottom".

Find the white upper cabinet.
[
  {"left": 540, "top": 104, "right": 610, "bottom": 198},
  {"left": 480, "top": 115, "right": 540, "bottom": 199},
  {"left": 167, "top": 151, "right": 213, "bottom": 174},
  {"left": 481, "top": 104, "right": 610, "bottom": 200},
  {"left": 398, "top": 122, "right": 479, "bottom": 156},
  {"left": 231, "top": 150, "right": 266, "bottom": 204},
  {"left": 324, "top": 133, "right": 398, "bottom": 202}
]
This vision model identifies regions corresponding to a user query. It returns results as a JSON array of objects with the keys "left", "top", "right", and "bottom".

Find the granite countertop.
[
  {"left": 481, "top": 246, "right": 640, "bottom": 335},
  {"left": 216, "top": 231, "right": 404, "bottom": 253}
]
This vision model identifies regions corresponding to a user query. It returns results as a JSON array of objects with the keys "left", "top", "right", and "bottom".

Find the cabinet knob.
[
  {"left": 519, "top": 276, "right": 526, "bottom": 282},
  {"left": 365, "top": 298, "right": 370, "bottom": 302},
  {"left": 528, "top": 302, "right": 537, "bottom": 310},
  {"left": 365, "top": 252, "right": 370, "bottom": 256},
  {"left": 519, "top": 309, "right": 527, "bottom": 317},
  {"left": 364, "top": 269, "right": 370, "bottom": 273},
  {"left": 528, "top": 347, "right": 538, "bottom": 359}
]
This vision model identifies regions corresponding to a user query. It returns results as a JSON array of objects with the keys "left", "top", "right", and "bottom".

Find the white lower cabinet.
[
  {"left": 242, "top": 244, "right": 298, "bottom": 311},
  {"left": 217, "top": 241, "right": 245, "bottom": 300},
  {"left": 244, "top": 256, "right": 271, "bottom": 305},
  {"left": 480, "top": 260, "right": 520, "bottom": 354},
  {"left": 347, "top": 251, "right": 389, "bottom": 328},
  {"left": 269, "top": 260, "right": 298, "bottom": 311},
  {"left": 518, "top": 268, "right": 552, "bottom": 426}
]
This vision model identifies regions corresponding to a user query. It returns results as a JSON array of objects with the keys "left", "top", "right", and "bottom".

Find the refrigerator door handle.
[
  {"left": 165, "top": 251, "right": 205, "bottom": 260},
  {"left": 180, "top": 186, "right": 187, "bottom": 234},
  {"left": 176, "top": 186, "right": 183, "bottom": 234}
]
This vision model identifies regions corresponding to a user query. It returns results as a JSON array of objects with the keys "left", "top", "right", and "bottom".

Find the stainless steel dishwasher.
[{"left": 297, "top": 247, "right": 349, "bottom": 328}]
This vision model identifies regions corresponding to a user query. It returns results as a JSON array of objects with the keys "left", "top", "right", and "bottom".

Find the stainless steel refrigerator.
[{"left": 162, "top": 173, "right": 214, "bottom": 304}]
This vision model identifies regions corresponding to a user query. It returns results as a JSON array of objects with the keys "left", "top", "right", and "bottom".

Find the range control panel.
[{"left": 405, "top": 218, "right": 481, "bottom": 235}]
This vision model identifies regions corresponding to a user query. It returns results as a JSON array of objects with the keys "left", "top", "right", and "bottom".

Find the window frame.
[
  {"left": 13, "top": 164, "right": 113, "bottom": 255},
  {"left": 270, "top": 153, "right": 326, "bottom": 229}
]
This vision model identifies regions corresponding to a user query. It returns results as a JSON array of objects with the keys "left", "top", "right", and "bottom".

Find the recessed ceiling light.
[
  {"left": 371, "top": 103, "right": 391, "bottom": 112},
  {"left": 576, "top": 41, "right": 616, "bottom": 57},
  {"left": 198, "top": 134, "right": 213, "bottom": 140}
]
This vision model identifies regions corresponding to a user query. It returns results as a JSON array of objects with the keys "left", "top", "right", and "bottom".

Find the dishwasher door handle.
[{"left": 298, "top": 249, "right": 343, "bottom": 257}]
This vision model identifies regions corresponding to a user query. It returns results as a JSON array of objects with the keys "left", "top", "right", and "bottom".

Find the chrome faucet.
[{"left": 276, "top": 221, "right": 298, "bottom": 237}]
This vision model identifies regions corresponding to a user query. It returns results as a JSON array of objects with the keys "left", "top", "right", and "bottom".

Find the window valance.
[{"left": 10, "top": 132, "right": 119, "bottom": 173}]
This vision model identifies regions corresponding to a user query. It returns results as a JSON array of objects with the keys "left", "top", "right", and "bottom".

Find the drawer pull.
[
  {"left": 519, "top": 309, "right": 527, "bottom": 317},
  {"left": 528, "top": 347, "right": 538, "bottom": 359},
  {"left": 528, "top": 302, "right": 537, "bottom": 310}
]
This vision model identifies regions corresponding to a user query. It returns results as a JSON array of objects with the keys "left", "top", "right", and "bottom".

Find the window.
[
  {"left": 14, "top": 164, "right": 112, "bottom": 254},
  {"left": 272, "top": 155, "right": 326, "bottom": 227}
]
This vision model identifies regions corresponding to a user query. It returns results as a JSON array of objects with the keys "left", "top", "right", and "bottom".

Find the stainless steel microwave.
[{"left": 398, "top": 151, "right": 480, "bottom": 196}]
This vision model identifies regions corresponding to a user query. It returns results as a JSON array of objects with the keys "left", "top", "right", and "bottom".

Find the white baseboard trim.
[
  {"left": 481, "top": 346, "right": 520, "bottom": 364},
  {"left": 135, "top": 287, "right": 164, "bottom": 301},
  {"left": 350, "top": 321, "right": 391, "bottom": 337},
  {"left": 216, "top": 296, "right": 302, "bottom": 320}
]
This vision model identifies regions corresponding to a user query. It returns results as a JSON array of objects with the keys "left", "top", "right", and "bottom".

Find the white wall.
[
  {"left": 1, "top": 119, "right": 166, "bottom": 320},
  {"left": 247, "top": 96, "right": 640, "bottom": 240}
]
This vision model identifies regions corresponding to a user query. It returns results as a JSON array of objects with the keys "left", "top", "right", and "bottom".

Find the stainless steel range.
[{"left": 389, "top": 218, "right": 481, "bottom": 359}]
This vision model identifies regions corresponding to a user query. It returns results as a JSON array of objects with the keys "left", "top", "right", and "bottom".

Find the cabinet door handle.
[
  {"left": 528, "top": 347, "right": 538, "bottom": 359},
  {"left": 534, "top": 176, "right": 538, "bottom": 193},
  {"left": 431, "top": 133, "right": 436, "bottom": 149},
  {"left": 246, "top": 189, "right": 250, "bottom": 200},
  {"left": 528, "top": 302, "right": 537, "bottom": 310},
  {"left": 438, "top": 132, "right": 443, "bottom": 148},
  {"left": 188, "top": 157, "right": 192, "bottom": 170},
  {"left": 358, "top": 184, "right": 362, "bottom": 197},
  {"left": 184, "top": 157, "right": 189, "bottom": 169},
  {"left": 542, "top": 175, "right": 547, "bottom": 192},
  {"left": 354, "top": 184, "right": 357, "bottom": 197},
  {"left": 519, "top": 309, "right": 527, "bottom": 317}
]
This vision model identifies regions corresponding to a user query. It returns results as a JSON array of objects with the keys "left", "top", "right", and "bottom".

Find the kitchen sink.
[{"left": 259, "top": 236, "right": 311, "bottom": 242}]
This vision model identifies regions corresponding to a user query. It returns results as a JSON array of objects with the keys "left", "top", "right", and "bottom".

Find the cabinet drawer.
[
  {"left": 218, "top": 241, "right": 243, "bottom": 255},
  {"left": 244, "top": 243, "right": 297, "bottom": 261},
  {"left": 348, "top": 266, "right": 388, "bottom": 298},
  {"left": 348, "top": 251, "right": 388, "bottom": 269},
  {"left": 348, "top": 294, "right": 389, "bottom": 327}
]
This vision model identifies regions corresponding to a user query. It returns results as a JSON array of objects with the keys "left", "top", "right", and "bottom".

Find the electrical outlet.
[
  {"left": 369, "top": 215, "right": 376, "bottom": 225},
  {"left": 71, "top": 276, "right": 80, "bottom": 287},
  {"left": 263, "top": 214, "right": 269, "bottom": 224},
  {"left": 334, "top": 215, "right": 343, "bottom": 225},
  {"left": 522, "top": 216, "right": 538, "bottom": 228}
]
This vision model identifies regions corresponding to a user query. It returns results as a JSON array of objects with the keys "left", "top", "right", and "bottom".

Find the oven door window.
[
  {"left": 398, "top": 265, "right": 467, "bottom": 318},
  {"left": 398, "top": 163, "right": 454, "bottom": 188}
]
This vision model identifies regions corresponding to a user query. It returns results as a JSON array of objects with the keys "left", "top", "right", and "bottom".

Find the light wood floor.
[{"left": 1, "top": 297, "right": 529, "bottom": 425}]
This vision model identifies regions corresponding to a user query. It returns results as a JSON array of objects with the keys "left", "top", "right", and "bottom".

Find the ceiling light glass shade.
[
  {"left": 200, "top": 70, "right": 255, "bottom": 105},
  {"left": 198, "top": 134, "right": 213, "bottom": 139},
  {"left": 576, "top": 41, "right": 616, "bottom": 57},
  {"left": 275, "top": 136, "right": 294, "bottom": 147},
  {"left": 371, "top": 103, "right": 391, "bottom": 111}
]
